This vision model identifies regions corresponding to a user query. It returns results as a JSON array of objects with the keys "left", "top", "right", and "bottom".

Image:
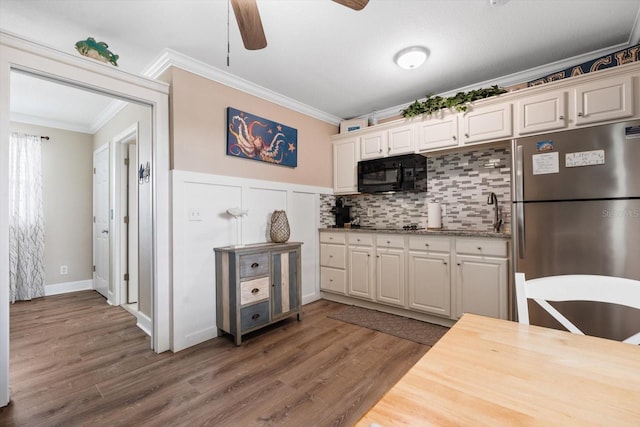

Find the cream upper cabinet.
[
  {"left": 574, "top": 75, "right": 634, "bottom": 125},
  {"left": 387, "top": 124, "right": 415, "bottom": 155},
  {"left": 453, "top": 238, "right": 508, "bottom": 320},
  {"left": 360, "top": 131, "right": 387, "bottom": 160},
  {"left": 333, "top": 137, "right": 360, "bottom": 194},
  {"left": 407, "top": 236, "right": 451, "bottom": 317},
  {"left": 416, "top": 114, "right": 459, "bottom": 152},
  {"left": 460, "top": 103, "right": 513, "bottom": 145},
  {"left": 516, "top": 90, "right": 568, "bottom": 135}
]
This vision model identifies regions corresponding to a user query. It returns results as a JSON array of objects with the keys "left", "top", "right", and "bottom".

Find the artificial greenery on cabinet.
[{"left": 401, "top": 85, "right": 508, "bottom": 118}]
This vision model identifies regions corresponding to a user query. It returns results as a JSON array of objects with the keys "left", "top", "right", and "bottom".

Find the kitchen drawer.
[
  {"left": 348, "top": 233, "right": 374, "bottom": 246},
  {"left": 376, "top": 234, "right": 405, "bottom": 249},
  {"left": 240, "top": 276, "right": 269, "bottom": 306},
  {"left": 320, "top": 266, "right": 347, "bottom": 294},
  {"left": 456, "top": 238, "right": 508, "bottom": 257},
  {"left": 239, "top": 252, "right": 269, "bottom": 278},
  {"left": 240, "top": 301, "right": 270, "bottom": 331},
  {"left": 408, "top": 236, "right": 451, "bottom": 252},
  {"left": 320, "top": 232, "right": 346, "bottom": 244},
  {"left": 320, "top": 243, "right": 346, "bottom": 268}
]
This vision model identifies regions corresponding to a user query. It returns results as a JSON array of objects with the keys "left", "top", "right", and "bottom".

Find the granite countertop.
[{"left": 318, "top": 227, "right": 511, "bottom": 239}]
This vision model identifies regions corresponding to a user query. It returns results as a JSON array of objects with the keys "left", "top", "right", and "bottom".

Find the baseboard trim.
[
  {"left": 45, "top": 280, "right": 93, "bottom": 296},
  {"left": 137, "top": 311, "right": 152, "bottom": 337}
]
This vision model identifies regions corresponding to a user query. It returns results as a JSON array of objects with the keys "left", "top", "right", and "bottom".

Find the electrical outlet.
[
  {"left": 60, "top": 265, "right": 68, "bottom": 275},
  {"left": 188, "top": 208, "right": 202, "bottom": 221}
]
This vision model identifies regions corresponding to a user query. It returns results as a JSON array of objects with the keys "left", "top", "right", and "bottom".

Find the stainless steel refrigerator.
[{"left": 511, "top": 120, "right": 640, "bottom": 341}]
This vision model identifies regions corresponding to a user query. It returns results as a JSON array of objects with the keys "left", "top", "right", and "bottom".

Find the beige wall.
[
  {"left": 10, "top": 122, "right": 93, "bottom": 286},
  {"left": 165, "top": 67, "right": 337, "bottom": 187}
]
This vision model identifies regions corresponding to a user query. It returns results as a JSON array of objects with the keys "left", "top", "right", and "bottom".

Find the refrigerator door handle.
[
  {"left": 515, "top": 144, "right": 524, "bottom": 202},
  {"left": 517, "top": 202, "right": 525, "bottom": 258}
]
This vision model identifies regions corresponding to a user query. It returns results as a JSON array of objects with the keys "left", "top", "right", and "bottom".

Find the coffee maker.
[{"left": 331, "top": 197, "right": 351, "bottom": 228}]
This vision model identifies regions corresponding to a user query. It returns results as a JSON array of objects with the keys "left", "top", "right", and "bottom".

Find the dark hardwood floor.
[{"left": 0, "top": 291, "right": 428, "bottom": 426}]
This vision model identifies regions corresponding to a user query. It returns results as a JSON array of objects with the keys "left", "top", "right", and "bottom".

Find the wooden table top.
[{"left": 356, "top": 313, "right": 640, "bottom": 427}]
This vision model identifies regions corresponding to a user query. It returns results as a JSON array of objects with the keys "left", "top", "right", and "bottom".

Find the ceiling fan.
[{"left": 230, "top": 0, "right": 369, "bottom": 50}]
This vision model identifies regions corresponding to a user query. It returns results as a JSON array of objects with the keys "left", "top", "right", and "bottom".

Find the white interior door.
[
  {"left": 127, "top": 143, "right": 138, "bottom": 303},
  {"left": 93, "top": 146, "right": 109, "bottom": 298}
]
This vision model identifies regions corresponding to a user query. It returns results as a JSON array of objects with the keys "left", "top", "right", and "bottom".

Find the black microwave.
[{"left": 357, "top": 154, "right": 427, "bottom": 193}]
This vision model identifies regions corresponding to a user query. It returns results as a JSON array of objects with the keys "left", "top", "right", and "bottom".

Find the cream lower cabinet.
[
  {"left": 347, "top": 234, "right": 375, "bottom": 300},
  {"left": 320, "top": 231, "right": 509, "bottom": 322},
  {"left": 454, "top": 238, "right": 508, "bottom": 320},
  {"left": 319, "top": 232, "right": 347, "bottom": 294},
  {"left": 375, "top": 235, "right": 406, "bottom": 307},
  {"left": 407, "top": 236, "right": 451, "bottom": 317}
]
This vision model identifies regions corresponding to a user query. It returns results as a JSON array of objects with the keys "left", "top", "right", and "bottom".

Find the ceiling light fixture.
[{"left": 394, "top": 46, "right": 429, "bottom": 70}]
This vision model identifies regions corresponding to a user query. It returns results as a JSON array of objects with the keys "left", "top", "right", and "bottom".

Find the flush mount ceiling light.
[{"left": 394, "top": 46, "right": 429, "bottom": 70}]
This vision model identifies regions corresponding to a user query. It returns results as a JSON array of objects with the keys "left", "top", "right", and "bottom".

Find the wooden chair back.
[{"left": 515, "top": 273, "right": 640, "bottom": 344}]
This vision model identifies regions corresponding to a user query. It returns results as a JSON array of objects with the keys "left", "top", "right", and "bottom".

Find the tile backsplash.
[{"left": 321, "top": 145, "right": 512, "bottom": 233}]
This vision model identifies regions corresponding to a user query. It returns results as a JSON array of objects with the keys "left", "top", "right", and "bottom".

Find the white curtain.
[{"left": 8, "top": 132, "right": 46, "bottom": 303}]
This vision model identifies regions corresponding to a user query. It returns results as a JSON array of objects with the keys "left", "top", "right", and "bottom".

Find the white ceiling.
[{"left": 2, "top": 0, "right": 640, "bottom": 132}]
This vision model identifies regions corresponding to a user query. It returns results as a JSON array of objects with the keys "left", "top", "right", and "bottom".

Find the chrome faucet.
[{"left": 487, "top": 192, "right": 503, "bottom": 232}]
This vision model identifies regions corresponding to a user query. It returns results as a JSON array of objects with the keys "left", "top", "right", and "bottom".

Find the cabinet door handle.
[
  {"left": 559, "top": 115, "right": 565, "bottom": 120},
  {"left": 387, "top": 146, "right": 391, "bottom": 153},
  {"left": 425, "top": 243, "right": 429, "bottom": 247},
  {"left": 251, "top": 262, "right": 259, "bottom": 268},
  {"left": 465, "top": 133, "right": 469, "bottom": 138},
  {"left": 251, "top": 288, "right": 259, "bottom": 294},
  {"left": 379, "top": 148, "right": 382, "bottom": 153},
  {"left": 457, "top": 262, "right": 461, "bottom": 266},
  {"left": 577, "top": 112, "right": 584, "bottom": 117},
  {"left": 443, "top": 261, "right": 448, "bottom": 265},
  {"left": 477, "top": 246, "right": 482, "bottom": 250},
  {"left": 387, "top": 240, "right": 391, "bottom": 244},
  {"left": 251, "top": 313, "right": 260, "bottom": 320},
  {"left": 452, "top": 135, "right": 457, "bottom": 141}
]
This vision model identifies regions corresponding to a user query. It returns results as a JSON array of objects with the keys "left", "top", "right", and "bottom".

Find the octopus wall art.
[{"left": 226, "top": 107, "right": 298, "bottom": 167}]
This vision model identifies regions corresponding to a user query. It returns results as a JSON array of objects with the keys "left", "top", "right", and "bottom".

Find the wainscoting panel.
[{"left": 171, "top": 170, "right": 330, "bottom": 351}]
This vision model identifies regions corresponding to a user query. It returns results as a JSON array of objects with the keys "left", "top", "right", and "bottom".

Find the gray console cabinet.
[{"left": 215, "top": 242, "right": 302, "bottom": 345}]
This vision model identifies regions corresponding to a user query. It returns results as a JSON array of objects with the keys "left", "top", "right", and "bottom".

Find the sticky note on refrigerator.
[
  {"left": 532, "top": 152, "right": 559, "bottom": 175},
  {"left": 566, "top": 150, "right": 605, "bottom": 167}
]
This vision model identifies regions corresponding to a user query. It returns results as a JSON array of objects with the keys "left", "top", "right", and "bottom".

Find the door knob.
[{"left": 101, "top": 229, "right": 109, "bottom": 234}]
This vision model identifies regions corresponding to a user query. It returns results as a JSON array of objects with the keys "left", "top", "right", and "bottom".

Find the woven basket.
[{"left": 270, "top": 210, "right": 290, "bottom": 243}]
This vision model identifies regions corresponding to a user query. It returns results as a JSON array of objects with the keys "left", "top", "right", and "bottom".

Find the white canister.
[{"left": 427, "top": 202, "right": 442, "bottom": 229}]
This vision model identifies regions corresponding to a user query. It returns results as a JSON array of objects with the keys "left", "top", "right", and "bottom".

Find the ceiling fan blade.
[
  {"left": 332, "top": 0, "right": 369, "bottom": 11},
  {"left": 231, "top": 0, "right": 267, "bottom": 50}
]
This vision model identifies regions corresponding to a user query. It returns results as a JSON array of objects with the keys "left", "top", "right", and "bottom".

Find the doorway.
[{"left": 1, "top": 33, "right": 171, "bottom": 406}]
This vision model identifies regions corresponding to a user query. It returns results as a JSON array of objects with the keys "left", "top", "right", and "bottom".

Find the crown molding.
[
  {"left": 89, "top": 99, "right": 128, "bottom": 134},
  {"left": 142, "top": 49, "right": 342, "bottom": 126},
  {"left": 375, "top": 40, "right": 637, "bottom": 121},
  {"left": 10, "top": 112, "right": 93, "bottom": 134}
]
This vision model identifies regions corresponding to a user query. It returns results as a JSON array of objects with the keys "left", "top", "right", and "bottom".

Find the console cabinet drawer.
[
  {"left": 239, "top": 252, "right": 269, "bottom": 278},
  {"left": 240, "top": 301, "right": 270, "bottom": 331},
  {"left": 240, "top": 277, "right": 269, "bottom": 305}
]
